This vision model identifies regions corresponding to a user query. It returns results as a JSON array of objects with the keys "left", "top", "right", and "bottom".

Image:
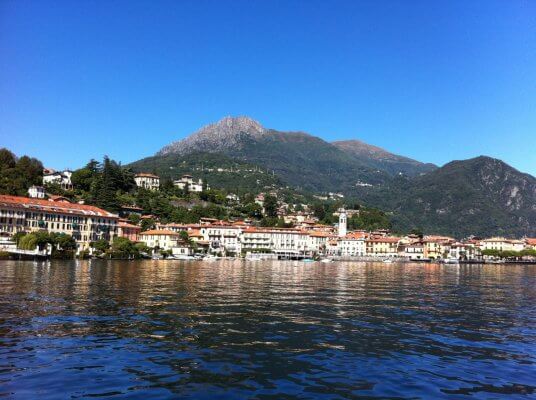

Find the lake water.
[{"left": 0, "top": 260, "right": 534, "bottom": 399}]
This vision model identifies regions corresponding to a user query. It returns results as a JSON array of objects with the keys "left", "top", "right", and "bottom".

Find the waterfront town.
[{"left": 0, "top": 168, "right": 535, "bottom": 262}]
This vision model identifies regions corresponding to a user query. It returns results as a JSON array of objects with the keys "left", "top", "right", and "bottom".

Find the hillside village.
[{"left": 1, "top": 155, "right": 536, "bottom": 262}]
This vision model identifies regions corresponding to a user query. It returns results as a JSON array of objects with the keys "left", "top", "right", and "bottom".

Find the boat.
[
  {"left": 245, "top": 252, "right": 277, "bottom": 261},
  {"left": 382, "top": 259, "right": 394, "bottom": 264},
  {"left": 443, "top": 258, "right": 460, "bottom": 264},
  {"left": 245, "top": 253, "right": 263, "bottom": 261},
  {"left": 171, "top": 255, "right": 196, "bottom": 260},
  {"left": 320, "top": 258, "right": 333, "bottom": 263}
]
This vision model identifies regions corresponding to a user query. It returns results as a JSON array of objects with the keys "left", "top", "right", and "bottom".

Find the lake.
[{"left": 0, "top": 260, "right": 534, "bottom": 399}]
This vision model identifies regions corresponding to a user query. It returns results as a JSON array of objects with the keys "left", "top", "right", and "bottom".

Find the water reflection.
[{"left": 0, "top": 260, "right": 534, "bottom": 399}]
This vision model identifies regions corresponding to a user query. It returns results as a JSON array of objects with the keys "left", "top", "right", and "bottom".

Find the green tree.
[
  {"left": 141, "top": 218, "right": 156, "bottom": 231},
  {"left": 91, "top": 239, "right": 110, "bottom": 253},
  {"left": 264, "top": 194, "right": 278, "bottom": 217},
  {"left": 0, "top": 148, "right": 43, "bottom": 195},
  {"left": 127, "top": 214, "right": 141, "bottom": 224},
  {"left": 11, "top": 231, "right": 26, "bottom": 245},
  {"left": 111, "top": 237, "right": 138, "bottom": 257},
  {"left": 71, "top": 159, "right": 100, "bottom": 192},
  {"left": 52, "top": 233, "right": 77, "bottom": 250}
]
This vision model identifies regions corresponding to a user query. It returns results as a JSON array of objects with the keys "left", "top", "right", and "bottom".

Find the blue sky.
[{"left": 1, "top": 0, "right": 535, "bottom": 174}]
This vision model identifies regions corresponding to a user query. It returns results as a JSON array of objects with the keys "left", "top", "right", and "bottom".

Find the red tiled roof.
[
  {"left": 135, "top": 173, "right": 159, "bottom": 179},
  {"left": 119, "top": 222, "right": 141, "bottom": 230},
  {"left": 0, "top": 195, "right": 118, "bottom": 218},
  {"left": 366, "top": 237, "right": 400, "bottom": 243},
  {"left": 309, "top": 231, "right": 330, "bottom": 238},
  {"left": 48, "top": 195, "right": 70, "bottom": 202},
  {"left": 140, "top": 229, "right": 179, "bottom": 236}
]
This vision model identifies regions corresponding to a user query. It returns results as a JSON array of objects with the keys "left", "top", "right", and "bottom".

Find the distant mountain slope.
[
  {"left": 128, "top": 152, "right": 283, "bottom": 194},
  {"left": 333, "top": 140, "right": 437, "bottom": 177},
  {"left": 377, "top": 156, "right": 536, "bottom": 237}
]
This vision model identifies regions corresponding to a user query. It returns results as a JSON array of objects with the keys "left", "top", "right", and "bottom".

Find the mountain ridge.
[{"left": 332, "top": 139, "right": 437, "bottom": 176}]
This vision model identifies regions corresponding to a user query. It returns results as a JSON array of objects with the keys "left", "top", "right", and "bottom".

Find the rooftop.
[
  {"left": 140, "top": 229, "right": 179, "bottom": 236},
  {"left": 0, "top": 195, "right": 118, "bottom": 218}
]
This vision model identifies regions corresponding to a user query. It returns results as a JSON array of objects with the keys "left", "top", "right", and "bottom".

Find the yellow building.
[{"left": 365, "top": 237, "right": 400, "bottom": 257}]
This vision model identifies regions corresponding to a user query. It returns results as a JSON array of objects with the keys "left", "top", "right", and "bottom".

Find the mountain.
[
  {"left": 332, "top": 140, "right": 437, "bottom": 177},
  {"left": 141, "top": 116, "right": 393, "bottom": 193},
  {"left": 371, "top": 156, "right": 536, "bottom": 238}
]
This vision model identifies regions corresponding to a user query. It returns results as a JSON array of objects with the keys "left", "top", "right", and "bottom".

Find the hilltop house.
[
  {"left": 28, "top": 185, "right": 46, "bottom": 199},
  {"left": 174, "top": 175, "right": 205, "bottom": 192},
  {"left": 134, "top": 173, "right": 160, "bottom": 191},
  {"left": 43, "top": 170, "right": 73, "bottom": 190}
]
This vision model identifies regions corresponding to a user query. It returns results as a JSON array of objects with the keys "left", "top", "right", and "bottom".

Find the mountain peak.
[
  {"left": 214, "top": 116, "right": 265, "bottom": 134},
  {"left": 157, "top": 116, "right": 266, "bottom": 156}
]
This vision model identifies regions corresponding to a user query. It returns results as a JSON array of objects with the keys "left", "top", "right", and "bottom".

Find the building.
[
  {"left": 422, "top": 236, "right": 455, "bottom": 259},
  {"left": 42, "top": 170, "right": 73, "bottom": 190},
  {"left": 28, "top": 185, "right": 46, "bottom": 199},
  {"left": 242, "top": 227, "right": 310, "bottom": 256},
  {"left": 0, "top": 194, "right": 118, "bottom": 250},
  {"left": 172, "top": 244, "right": 194, "bottom": 257},
  {"left": 526, "top": 238, "right": 536, "bottom": 250},
  {"left": 139, "top": 230, "right": 180, "bottom": 251},
  {"left": 201, "top": 225, "right": 242, "bottom": 255},
  {"left": 118, "top": 220, "right": 141, "bottom": 242},
  {"left": 307, "top": 231, "right": 331, "bottom": 255},
  {"left": 338, "top": 210, "right": 347, "bottom": 237},
  {"left": 134, "top": 173, "right": 160, "bottom": 191},
  {"left": 254, "top": 193, "right": 265, "bottom": 207},
  {"left": 226, "top": 193, "right": 240, "bottom": 203},
  {"left": 365, "top": 237, "right": 400, "bottom": 257},
  {"left": 480, "top": 237, "right": 526, "bottom": 253},
  {"left": 337, "top": 232, "right": 366, "bottom": 257},
  {"left": 119, "top": 205, "right": 144, "bottom": 217},
  {"left": 174, "top": 175, "right": 204, "bottom": 192},
  {"left": 448, "top": 241, "right": 481, "bottom": 260},
  {"left": 402, "top": 241, "right": 425, "bottom": 260}
]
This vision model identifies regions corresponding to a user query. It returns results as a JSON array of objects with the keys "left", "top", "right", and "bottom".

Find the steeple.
[{"left": 338, "top": 209, "right": 347, "bottom": 237}]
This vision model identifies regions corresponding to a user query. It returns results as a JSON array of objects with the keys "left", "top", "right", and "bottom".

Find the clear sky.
[{"left": 1, "top": 0, "right": 535, "bottom": 174}]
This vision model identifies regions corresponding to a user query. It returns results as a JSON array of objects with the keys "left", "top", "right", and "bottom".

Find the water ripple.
[{"left": 0, "top": 260, "right": 535, "bottom": 399}]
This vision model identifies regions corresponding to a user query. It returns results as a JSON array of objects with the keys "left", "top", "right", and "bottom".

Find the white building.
[
  {"left": 28, "top": 185, "right": 46, "bottom": 199},
  {"left": 448, "top": 242, "right": 481, "bottom": 260},
  {"left": 174, "top": 175, "right": 205, "bottom": 192},
  {"left": 307, "top": 231, "right": 330, "bottom": 254},
  {"left": 480, "top": 237, "right": 525, "bottom": 253},
  {"left": 402, "top": 241, "right": 425, "bottom": 260},
  {"left": 43, "top": 170, "right": 73, "bottom": 190},
  {"left": 337, "top": 233, "right": 366, "bottom": 257},
  {"left": 226, "top": 193, "right": 240, "bottom": 203},
  {"left": 201, "top": 225, "right": 241, "bottom": 255},
  {"left": 135, "top": 173, "right": 160, "bottom": 191}
]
